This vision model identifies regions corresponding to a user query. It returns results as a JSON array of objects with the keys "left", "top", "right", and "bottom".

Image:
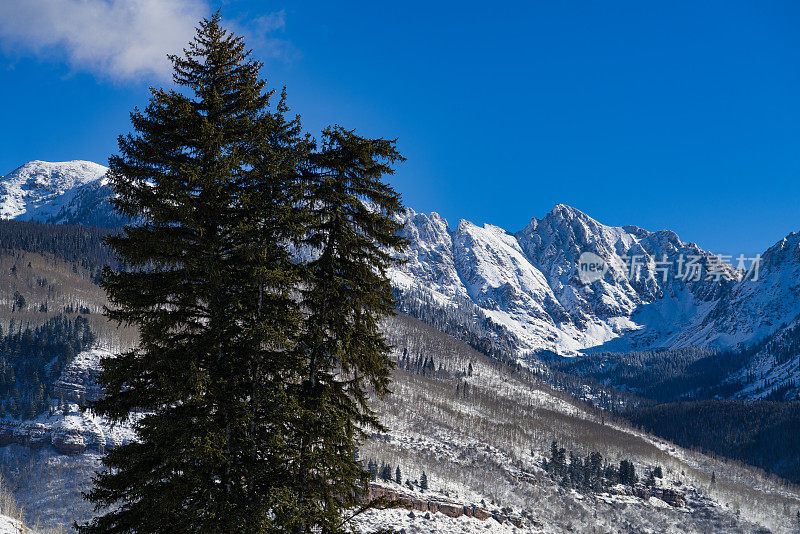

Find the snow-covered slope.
[
  {"left": 358, "top": 313, "right": 800, "bottom": 533},
  {"left": 8, "top": 312, "right": 800, "bottom": 532},
  {"left": 682, "top": 232, "right": 800, "bottom": 349},
  {"left": 1, "top": 348, "right": 135, "bottom": 455}
]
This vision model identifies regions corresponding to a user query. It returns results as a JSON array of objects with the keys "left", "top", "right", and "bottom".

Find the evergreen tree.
[
  {"left": 568, "top": 451, "right": 582, "bottom": 487},
  {"left": 367, "top": 459, "right": 378, "bottom": 479},
  {"left": 420, "top": 471, "right": 428, "bottom": 491},
  {"left": 547, "top": 440, "right": 567, "bottom": 479},
  {"left": 380, "top": 463, "right": 392, "bottom": 482},
  {"left": 618, "top": 460, "right": 638, "bottom": 486},
  {"left": 588, "top": 451, "right": 604, "bottom": 492},
  {"left": 288, "top": 124, "right": 404, "bottom": 531},
  {"left": 79, "top": 14, "right": 309, "bottom": 533},
  {"left": 395, "top": 466, "right": 402, "bottom": 485}
]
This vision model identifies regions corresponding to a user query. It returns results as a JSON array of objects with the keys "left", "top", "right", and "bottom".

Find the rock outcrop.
[{"left": 365, "top": 484, "right": 525, "bottom": 527}]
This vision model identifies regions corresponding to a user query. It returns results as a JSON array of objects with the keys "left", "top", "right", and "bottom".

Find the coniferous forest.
[
  {"left": 0, "top": 315, "right": 94, "bottom": 419},
  {"left": 0, "top": 220, "right": 119, "bottom": 281}
]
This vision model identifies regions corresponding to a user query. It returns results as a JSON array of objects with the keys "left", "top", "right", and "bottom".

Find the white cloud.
[
  {"left": 231, "top": 9, "right": 299, "bottom": 63},
  {"left": 252, "top": 10, "right": 286, "bottom": 34},
  {"left": 0, "top": 0, "right": 292, "bottom": 82}
]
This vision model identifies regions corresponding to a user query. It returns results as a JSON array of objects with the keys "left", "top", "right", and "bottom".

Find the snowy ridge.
[
  {"left": 394, "top": 203, "right": 800, "bottom": 357},
  {"left": 682, "top": 232, "right": 800, "bottom": 349},
  {"left": 4, "top": 160, "right": 800, "bottom": 361}
]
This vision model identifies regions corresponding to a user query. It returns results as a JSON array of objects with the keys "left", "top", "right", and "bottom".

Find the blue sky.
[{"left": 0, "top": 1, "right": 798, "bottom": 257}]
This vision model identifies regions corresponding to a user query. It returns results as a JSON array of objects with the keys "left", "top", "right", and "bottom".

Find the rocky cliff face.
[
  {"left": 394, "top": 204, "right": 794, "bottom": 357},
  {"left": 1, "top": 349, "right": 133, "bottom": 455}
]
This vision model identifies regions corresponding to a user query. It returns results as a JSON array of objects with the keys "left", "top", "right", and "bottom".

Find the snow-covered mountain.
[
  {"left": 0, "top": 160, "right": 125, "bottom": 228},
  {"left": 393, "top": 204, "right": 792, "bottom": 356},
  {"left": 3, "top": 160, "right": 799, "bottom": 359}
]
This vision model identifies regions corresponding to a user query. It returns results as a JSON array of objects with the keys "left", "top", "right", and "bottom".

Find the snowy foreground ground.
[
  {"left": 0, "top": 515, "right": 22, "bottom": 534},
  {"left": 352, "top": 508, "right": 521, "bottom": 533}
]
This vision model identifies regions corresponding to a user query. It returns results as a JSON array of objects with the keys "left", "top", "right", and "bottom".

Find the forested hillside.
[
  {"left": 543, "top": 338, "right": 800, "bottom": 484},
  {"left": 0, "top": 220, "right": 118, "bottom": 281},
  {"left": 355, "top": 313, "right": 800, "bottom": 533},
  {"left": 0, "top": 315, "right": 94, "bottom": 420},
  {"left": 547, "top": 346, "right": 750, "bottom": 402},
  {"left": 625, "top": 401, "right": 800, "bottom": 484},
  {"left": 6, "top": 311, "right": 800, "bottom": 532}
]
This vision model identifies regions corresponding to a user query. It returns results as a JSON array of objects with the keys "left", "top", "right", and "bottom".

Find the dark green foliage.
[
  {"left": 395, "top": 466, "right": 402, "bottom": 485},
  {"left": 586, "top": 452, "right": 605, "bottom": 492},
  {"left": 0, "top": 220, "right": 120, "bottom": 282},
  {"left": 288, "top": 124, "right": 404, "bottom": 531},
  {"left": 625, "top": 400, "right": 800, "bottom": 483},
  {"left": 618, "top": 460, "right": 638, "bottom": 486},
  {"left": 653, "top": 465, "right": 663, "bottom": 478},
  {"left": 543, "top": 440, "right": 649, "bottom": 494},
  {"left": 380, "top": 464, "right": 392, "bottom": 482},
  {"left": 544, "top": 440, "right": 567, "bottom": 480},
  {"left": 367, "top": 459, "right": 378, "bottom": 480},
  {"left": 80, "top": 14, "right": 311, "bottom": 534},
  {"left": 420, "top": 471, "right": 428, "bottom": 491},
  {"left": 0, "top": 315, "right": 93, "bottom": 419}
]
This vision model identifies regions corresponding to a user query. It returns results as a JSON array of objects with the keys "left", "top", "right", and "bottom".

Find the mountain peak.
[
  {"left": 0, "top": 160, "right": 109, "bottom": 221},
  {"left": 520, "top": 204, "right": 596, "bottom": 235},
  {"left": 9, "top": 159, "right": 107, "bottom": 176},
  {"left": 550, "top": 203, "right": 585, "bottom": 216}
]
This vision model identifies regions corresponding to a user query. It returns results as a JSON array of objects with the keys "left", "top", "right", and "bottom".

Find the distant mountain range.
[{"left": 3, "top": 160, "right": 799, "bottom": 367}]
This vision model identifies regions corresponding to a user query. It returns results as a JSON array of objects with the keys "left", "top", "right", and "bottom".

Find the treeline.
[
  {"left": 397, "top": 347, "right": 476, "bottom": 381},
  {"left": 624, "top": 400, "right": 800, "bottom": 483},
  {"left": 0, "top": 220, "right": 119, "bottom": 281},
  {"left": 395, "top": 287, "right": 518, "bottom": 364},
  {"left": 542, "top": 440, "right": 662, "bottom": 493},
  {"left": 0, "top": 315, "right": 94, "bottom": 419},
  {"left": 547, "top": 345, "right": 753, "bottom": 403}
]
